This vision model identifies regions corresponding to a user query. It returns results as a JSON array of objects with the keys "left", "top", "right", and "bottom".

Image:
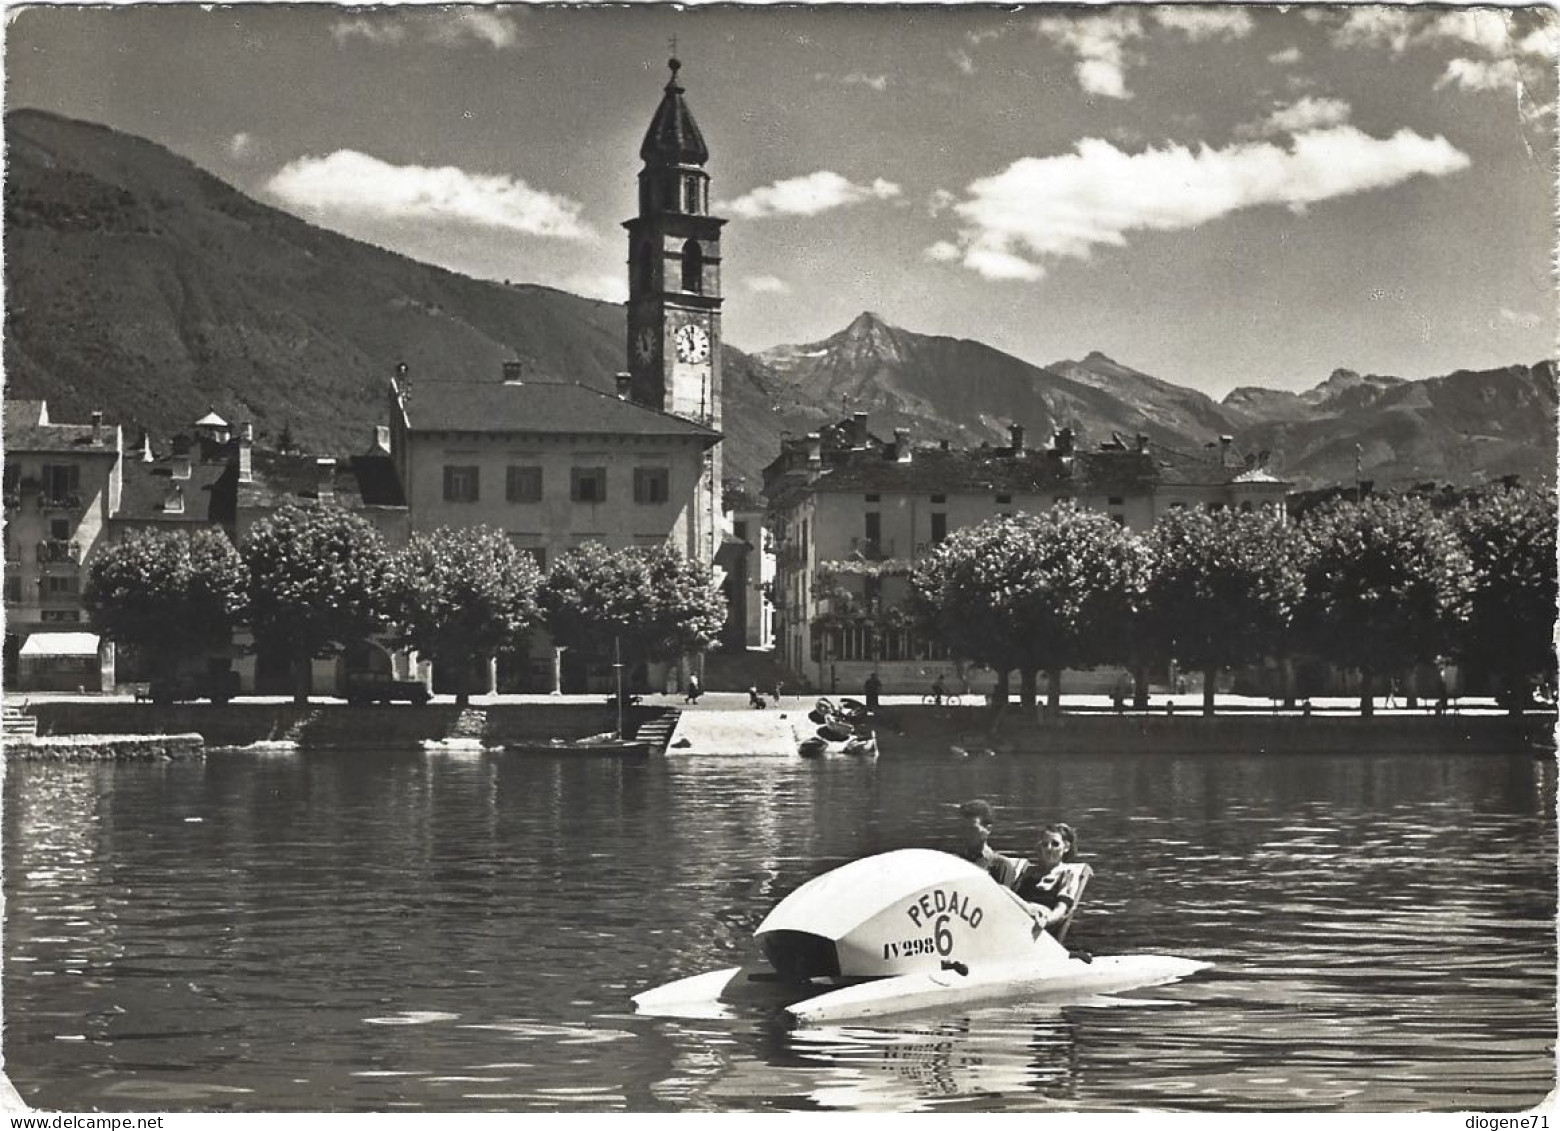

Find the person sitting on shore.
[
  {"left": 1016, "top": 823, "right": 1091, "bottom": 935},
  {"left": 954, "top": 799, "right": 1025, "bottom": 889}
]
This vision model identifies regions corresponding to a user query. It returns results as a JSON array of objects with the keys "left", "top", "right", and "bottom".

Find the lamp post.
[{"left": 613, "top": 636, "right": 625, "bottom": 741}]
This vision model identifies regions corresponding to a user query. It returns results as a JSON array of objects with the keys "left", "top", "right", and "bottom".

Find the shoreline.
[{"left": 5, "top": 695, "right": 1552, "bottom": 757}]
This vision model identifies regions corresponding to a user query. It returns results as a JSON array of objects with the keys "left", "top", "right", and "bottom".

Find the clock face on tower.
[
  {"left": 634, "top": 328, "right": 657, "bottom": 363},
  {"left": 675, "top": 323, "right": 710, "bottom": 364}
]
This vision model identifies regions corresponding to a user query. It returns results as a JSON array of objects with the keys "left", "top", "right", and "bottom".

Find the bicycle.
[{"left": 921, "top": 689, "right": 965, "bottom": 706}]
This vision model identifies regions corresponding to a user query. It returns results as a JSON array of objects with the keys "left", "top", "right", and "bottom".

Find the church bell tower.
[
  {"left": 625, "top": 56, "right": 725, "bottom": 566},
  {"left": 624, "top": 57, "right": 724, "bottom": 434}
]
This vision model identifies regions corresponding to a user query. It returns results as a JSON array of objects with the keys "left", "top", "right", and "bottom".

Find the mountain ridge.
[{"left": 5, "top": 109, "right": 1553, "bottom": 492}]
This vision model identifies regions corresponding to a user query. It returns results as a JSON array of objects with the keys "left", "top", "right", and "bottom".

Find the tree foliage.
[
  {"left": 1450, "top": 485, "right": 1557, "bottom": 708},
  {"left": 387, "top": 526, "right": 543, "bottom": 704},
  {"left": 83, "top": 528, "right": 248, "bottom": 676},
  {"left": 1297, "top": 495, "right": 1473, "bottom": 715},
  {"left": 910, "top": 506, "right": 1147, "bottom": 709},
  {"left": 538, "top": 542, "right": 726, "bottom": 665},
  {"left": 240, "top": 505, "right": 391, "bottom": 700},
  {"left": 1142, "top": 506, "right": 1306, "bottom": 713}
]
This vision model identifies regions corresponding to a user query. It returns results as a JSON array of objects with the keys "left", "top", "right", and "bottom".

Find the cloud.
[
  {"left": 1034, "top": 7, "right": 1254, "bottom": 99},
  {"left": 717, "top": 171, "right": 902, "bottom": 219},
  {"left": 951, "top": 49, "right": 977, "bottom": 75},
  {"left": 1330, "top": 7, "right": 1550, "bottom": 59},
  {"left": 816, "top": 71, "right": 889, "bottom": 91},
  {"left": 265, "top": 151, "right": 595, "bottom": 240},
  {"left": 1151, "top": 6, "right": 1254, "bottom": 42},
  {"left": 1033, "top": 11, "right": 1143, "bottom": 100},
  {"left": 1436, "top": 56, "right": 1525, "bottom": 94},
  {"left": 228, "top": 132, "right": 256, "bottom": 161},
  {"left": 331, "top": 17, "right": 407, "bottom": 46},
  {"left": 331, "top": 10, "right": 521, "bottom": 50},
  {"left": 1267, "top": 46, "right": 1302, "bottom": 65},
  {"left": 1244, "top": 96, "right": 1353, "bottom": 138},
  {"left": 924, "top": 241, "right": 961, "bottom": 264},
  {"left": 1496, "top": 307, "right": 1543, "bottom": 330},
  {"left": 432, "top": 10, "right": 521, "bottom": 49},
  {"left": 930, "top": 127, "right": 1471, "bottom": 282},
  {"left": 744, "top": 275, "right": 792, "bottom": 294}
]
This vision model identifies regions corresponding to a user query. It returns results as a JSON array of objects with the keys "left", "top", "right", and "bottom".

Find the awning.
[{"left": 20, "top": 632, "right": 101, "bottom": 658}]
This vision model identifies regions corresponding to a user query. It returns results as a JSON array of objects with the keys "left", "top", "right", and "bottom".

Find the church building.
[{"left": 387, "top": 57, "right": 728, "bottom": 692}]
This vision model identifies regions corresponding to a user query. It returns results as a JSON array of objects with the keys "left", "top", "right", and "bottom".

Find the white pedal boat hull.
[{"left": 633, "top": 849, "right": 1210, "bottom": 1027}]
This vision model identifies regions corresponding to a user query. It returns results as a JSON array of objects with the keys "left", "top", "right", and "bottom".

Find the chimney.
[
  {"left": 371, "top": 425, "right": 391, "bottom": 455},
  {"left": 238, "top": 423, "right": 254, "bottom": 484},
  {"left": 316, "top": 457, "right": 336, "bottom": 504},
  {"left": 1219, "top": 435, "right": 1233, "bottom": 467},
  {"left": 502, "top": 361, "right": 525, "bottom": 384},
  {"left": 615, "top": 371, "right": 633, "bottom": 400},
  {"left": 395, "top": 361, "right": 411, "bottom": 403},
  {"left": 138, "top": 429, "right": 154, "bottom": 463},
  {"left": 939, "top": 439, "right": 951, "bottom": 452},
  {"left": 851, "top": 411, "right": 869, "bottom": 446},
  {"left": 1008, "top": 423, "right": 1025, "bottom": 454},
  {"left": 163, "top": 483, "right": 185, "bottom": 514},
  {"left": 893, "top": 428, "right": 912, "bottom": 463},
  {"left": 1136, "top": 433, "right": 1149, "bottom": 453},
  {"left": 805, "top": 432, "right": 823, "bottom": 467},
  {"left": 172, "top": 455, "right": 192, "bottom": 481},
  {"left": 91, "top": 410, "right": 104, "bottom": 446},
  {"left": 1055, "top": 427, "right": 1075, "bottom": 457}
]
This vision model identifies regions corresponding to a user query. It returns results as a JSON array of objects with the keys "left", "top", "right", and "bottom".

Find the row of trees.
[
  {"left": 907, "top": 487, "right": 1555, "bottom": 717},
  {"left": 84, "top": 506, "right": 726, "bottom": 704}
]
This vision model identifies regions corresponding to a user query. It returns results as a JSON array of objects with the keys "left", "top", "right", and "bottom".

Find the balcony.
[
  {"left": 37, "top": 540, "right": 82, "bottom": 565},
  {"left": 39, "top": 493, "right": 84, "bottom": 513}
]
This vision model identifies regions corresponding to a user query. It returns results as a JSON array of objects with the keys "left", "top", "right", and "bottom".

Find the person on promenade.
[
  {"left": 684, "top": 672, "right": 702, "bottom": 705},
  {"left": 1016, "top": 823, "right": 1091, "bottom": 936},
  {"left": 864, "top": 671, "right": 882, "bottom": 711},
  {"left": 932, "top": 672, "right": 947, "bottom": 705},
  {"left": 954, "top": 799, "right": 1025, "bottom": 888}
]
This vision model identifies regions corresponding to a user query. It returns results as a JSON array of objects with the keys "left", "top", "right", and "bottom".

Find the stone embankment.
[
  {"left": 5, "top": 698, "right": 1553, "bottom": 757},
  {"left": 8, "top": 733, "right": 206, "bottom": 761}
]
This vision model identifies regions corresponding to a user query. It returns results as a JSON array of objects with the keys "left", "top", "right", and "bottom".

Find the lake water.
[{"left": 4, "top": 744, "right": 1554, "bottom": 1113}]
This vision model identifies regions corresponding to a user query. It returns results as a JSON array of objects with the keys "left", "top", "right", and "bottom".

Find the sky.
[{"left": 4, "top": 2, "right": 1556, "bottom": 397}]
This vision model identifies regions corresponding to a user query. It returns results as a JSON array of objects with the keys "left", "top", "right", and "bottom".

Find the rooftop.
[{"left": 397, "top": 378, "right": 720, "bottom": 446}]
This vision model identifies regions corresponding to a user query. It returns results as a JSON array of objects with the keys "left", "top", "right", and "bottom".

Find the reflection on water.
[{"left": 4, "top": 747, "right": 1554, "bottom": 1112}]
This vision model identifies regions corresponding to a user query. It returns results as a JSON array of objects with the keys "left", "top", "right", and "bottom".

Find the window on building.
[
  {"left": 1108, "top": 496, "right": 1124, "bottom": 506},
  {"left": 684, "top": 177, "right": 701, "bottom": 215},
  {"left": 41, "top": 464, "right": 79, "bottom": 498},
  {"left": 1239, "top": 501, "right": 1254, "bottom": 513},
  {"left": 931, "top": 494, "right": 946, "bottom": 504},
  {"left": 5, "top": 575, "right": 20, "bottom": 603},
  {"left": 44, "top": 575, "right": 79, "bottom": 597},
  {"left": 41, "top": 609, "right": 80, "bottom": 623},
  {"left": 931, "top": 512, "right": 947, "bottom": 544},
  {"left": 1054, "top": 495, "right": 1072, "bottom": 506},
  {"left": 506, "top": 466, "right": 543, "bottom": 503},
  {"left": 1170, "top": 501, "right": 1186, "bottom": 509},
  {"left": 681, "top": 240, "right": 703, "bottom": 293},
  {"left": 996, "top": 494, "right": 1012, "bottom": 505},
  {"left": 1209, "top": 502, "right": 1226, "bottom": 513},
  {"left": 571, "top": 467, "right": 608, "bottom": 503},
  {"left": 523, "top": 546, "right": 547, "bottom": 571},
  {"left": 1111, "top": 514, "right": 1126, "bottom": 527},
  {"left": 49, "top": 519, "right": 71, "bottom": 541},
  {"left": 633, "top": 467, "right": 670, "bottom": 505},
  {"left": 443, "top": 465, "right": 480, "bottom": 503},
  {"left": 865, "top": 493, "right": 880, "bottom": 503},
  {"left": 734, "top": 520, "right": 749, "bottom": 542}
]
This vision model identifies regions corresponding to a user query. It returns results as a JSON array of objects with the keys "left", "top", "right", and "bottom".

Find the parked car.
[
  {"left": 148, "top": 669, "right": 240, "bottom": 705},
  {"left": 345, "top": 670, "right": 431, "bottom": 706}
]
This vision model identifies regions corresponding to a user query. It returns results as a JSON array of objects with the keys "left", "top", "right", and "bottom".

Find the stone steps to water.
[
  {"left": 3, "top": 707, "right": 39, "bottom": 739},
  {"left": 633, "top": 709, "right": 681, "bottom": 752}
]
